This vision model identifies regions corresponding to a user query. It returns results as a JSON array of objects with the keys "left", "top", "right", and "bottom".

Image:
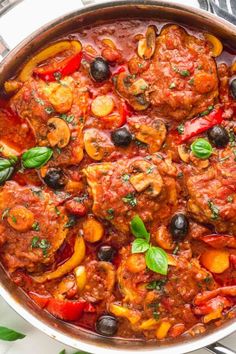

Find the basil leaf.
[
  {"left": 130, "top": 215, "right": 150, "bottom": 241},
  {"left": 0, "top": 157, "right": 17, "bottom": 185},
  {"left": 191, "top": 138, "right": 213, "bottom": 159},
  {"left": 131, "top": 238, "right": 150, "bottom": 254},
  {"left": 145, "top": 246, "right": 168, "bottom": 275},
  {"left": 0, "top": 326, "right": 25, "bottom": 341},
  {"left": 22, "top": 147, "right": 53, "bottom": 168},
  {"left": 58, "top": 351, "right": 66, "bottom": 354}
]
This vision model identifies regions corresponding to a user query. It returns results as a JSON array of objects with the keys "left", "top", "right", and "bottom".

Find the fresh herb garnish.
[
  {"left": 227, "top": 195, "right": 234, "bottom": 203},
  {"left": 0, "top": 157, "right": 18, "bottom": 185},
  {"left": 146, "top": 166, "right": 154, "bottom": 174},
  {"left": 189, "top": 78, "right": 194, "bottom": 85},
  {"left": 169, "top": 82, "right": 176, "bottom": 89},
  {"left": 146, "top": 279, "right": 167, "bottom": 291},
  {"left": 191, "top": 138, "right": 213, "bottom": 159},
  {"left": 208, "top": 200, "right": 219, "bottom": 220},
  {"left": 199, "top": 105, "right": 214, "bottom": 117},
  {"left": 44, "top": 107, "right": 54, "bottom": 114},
  {"left": 130, "top": 215, "right": 168, "bottom": 275},
  {"left": 229, "top": 130, "right": 236, "bottom": 146},
  {"left": 11, "top": 215, "right": 17, "bottom": 223},
  {"left": 0, "top": 326, "right": 25, "bottom": 341},
  {"left": 106, "top": 208, "right": 114, "bottom": 220},
  {"left": 122, "top": 193, "right": 137, "bottom": 207},
  {"left": 122, "top": 174, "right": 130, "bottom": 182},
  {"left": 22, "top": 147, "right": 53, "bottom": 169},
  {"left": 32, "top": 222, "right": 40, "bottom": 231},
  {"left": 60, "top": 114, "right": 74, "bottom": 123},
  {"left": 31, "top": 237, "right": 50, "bottom": 256},
  {"left": 55, "top": 206, "right": 60, "bottom": 215},
  {"left": 180, "top": 70, "right": 190, "bottom": 77},
  {"left": 64, "top": 215, "right": 77, "bottom": 228}
]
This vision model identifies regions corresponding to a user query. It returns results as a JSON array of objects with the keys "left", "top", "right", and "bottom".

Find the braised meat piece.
[
  {"left": 0, "top": 181, "right": 68, "bottom": 272},
  {"left": 186, "top": 148, "right": 236, "bottom": 233},
  {"left": 142, "top": 25, "right": 218, "bottom": 120},
  {"left": 83, "top": 156, "right": 179, "bottom": 233}
]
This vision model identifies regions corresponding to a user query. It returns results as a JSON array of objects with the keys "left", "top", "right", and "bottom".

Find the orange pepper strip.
[{"left": 33, "top": 236, "right": 85, "bottom": 283}]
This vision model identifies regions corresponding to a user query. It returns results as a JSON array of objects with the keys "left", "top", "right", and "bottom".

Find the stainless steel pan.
[{"left": 0, "top": 1, "right": 235, "bottom": 353}]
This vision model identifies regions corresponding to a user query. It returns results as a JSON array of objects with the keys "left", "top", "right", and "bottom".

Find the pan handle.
[{"left": 206, "top": 342, "right": 236, "bottom": 354}]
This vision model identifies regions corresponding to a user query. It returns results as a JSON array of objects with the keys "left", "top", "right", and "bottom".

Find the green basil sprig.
[
  {"left": 22, "top": 147, "right": 53, "bottom": 168},
  {"left": 191, "top": 138, "right": 213, "bottom": 159},
  {"left": 0, "top": 326, "right": 25, "bottom": 341},
  {"left": 130, "top": 215, "right": 168, "bottom": 275},
  {"left": 0, "top": 156, "right": 18, "bottom": 185}
]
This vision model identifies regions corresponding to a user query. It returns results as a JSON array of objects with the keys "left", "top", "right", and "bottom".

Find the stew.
[{"left": 0, "top": 20, "right": 236, "bottom": 342}]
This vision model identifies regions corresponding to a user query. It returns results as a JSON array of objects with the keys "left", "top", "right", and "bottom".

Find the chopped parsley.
[
  {"left": 148, "top": 302, "right": 160, "bottom": 320},
  {"left": 146, "top": 166, "right": 154, "bottom": 174},
  {"left": 177, "top": 172, "right": 183, "bottom": 178},
  {"left": 233, "top": 150, "right": 236, "bottom": 161},
  {"left": 199, "top": 105, "right": 214, "bottom": 117},
  {"left": 122, "top": 193, "right": 137, "bottom": 207},
  {"left": 34, "top": 97, "right": 45, "bottom": 106},
  {"left": 189, "top": 78, "right": 194, "bottom": 85},
  {"left": 60, "top": 114, "right": 74, "bottom": 123},
  {"left": 31, "top": 237, "right": 50, "bottom": 256},
  {"left": 138, "top": 63, "right": 143, "bottom": 68},
  {"left": 177, "top": 123, "right": 185, "bottom": 135},
  {"left": 146, "top": 279, "right": 167, "bottom": 291},
  {"left": 11, "top": 215, "right": 17, "bottom": 224},
  {"left": 32, "top": 222, "right": 40, "bottom": 231},
  {"left": 106, "top": 208, "right": 114, "bottom": 220},
  {"left": 44, "top": 107, "right": 54, "bottom": 114},
  {"left": 180, "top": 70, "right": 190, "bottom": 77},
  {"left": 208, "top": 200, "right": 219, "bottom": 220},
  {"left": 122, "top": 174, "right": 130, "bottom": 182},
  {"left": 74, "top": 193, "right": 88, "bottom": 203},
  {"left": 64, "top": 215, "right": 77, "bottom": 229},
  {"left": 227, "top": 195, "right": 234, "bottom": 203},
  {"left": 229, "top": 130, "right": 236, "bottom": 146},
  {"left": 169, "top": 82, "right": 176, "bottom": 89},
  {"left": 54, "top": 206, "right": 60, "bottom": 215}
]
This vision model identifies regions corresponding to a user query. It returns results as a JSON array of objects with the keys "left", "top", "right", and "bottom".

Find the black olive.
[
  {"left": 95, "top": 315, "right": 118, "bottom": 336},
  {"left": 43, "top": 168, "right": 66, "bottom": 189},
  {"left": 90, "top": 57, "right": 110, "bottom": 82},
  {"left": 207, "top": 125, "right": 229, "bottom": 148},
  {"left": 170, "top": 213, "right": 189, "bottom": 241},
  {"left": 111, "top": 127, "right": 132, "bottom": 147},
  {"left": 230, "top": 78, "right": 236, "bottom": 99},
  {"left": 97, "top": 245, "right": 116, "bottom": 262}
]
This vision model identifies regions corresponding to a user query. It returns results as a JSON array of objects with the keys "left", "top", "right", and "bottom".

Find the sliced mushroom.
[
  {"left": 178, "top": 144, "right": 190, "bottom": 163},
  {"left": 47, "top": 117, "right": 71, "bottom": 148},
  {"left": 129, "top": 160, "right": 163, "bottom": 197},
  {"left": 84, "top": 128, "right": 111, "bottom": 161},
  {"left": 138, "top": 25, "right": 157, "bottom": 59},
  {"left": 129, "top": 94, "right": 150, "bottom": 111},
  {"left": 130, "top": 78, "right": 149, "bottom": 96},
  {"left": 136, "top": 119, "right": 167, "bottom": 153},
  {"left": 190, "top": 153, "right": 210, "bottom": 169}
]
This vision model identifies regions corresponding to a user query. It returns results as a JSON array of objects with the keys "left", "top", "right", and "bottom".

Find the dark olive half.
[
  {"left": 170, "top": 213, "right": 189, "bottom": 241},
  {"left": 95, "top": 315, "right": 118, "bottom": 336}
]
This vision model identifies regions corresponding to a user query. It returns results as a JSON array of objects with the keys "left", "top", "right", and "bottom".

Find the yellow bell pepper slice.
[
  {"left": 19, "top": 40, "right": 81, "bottom": 82},
  {"left": 33, "top": 236, "right": 85, "bottom": 283}
]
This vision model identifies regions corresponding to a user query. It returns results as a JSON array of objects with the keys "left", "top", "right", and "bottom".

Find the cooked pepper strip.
[
  {"left": 19, "top": 41, "right": 76, "bottom": 82},
  {"left": 178, "top": 108, "right": 223, "bottom": 143},
  {"left": 33, "top": 236, "right": 85, "bottom": 283},
  {"left": 46, "top": 298, "right": 86, "bottom": 321},
  {"left": 194, "top": 286, "right": 236, "bottom": 305},
  {"left": 34, "top": 51, "right": 82, "bottom": 81},
  {"left": 200, "top": 234, "right": 236, "bottom": 249}
]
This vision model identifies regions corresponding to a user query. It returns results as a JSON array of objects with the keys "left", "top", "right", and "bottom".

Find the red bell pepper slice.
[
  {"left": 33, "top": 51, "right": 82, "bottom": 82},
  {"left": 200, "top": 234, "right": 236, "bottom": 249},
  {"left": 46, "top": 298, "right": 86, "bottom": 321},
  {"left": 112, "top": 66, "right": 126, "bottom": 77},
  {"left": 29, "top": 292, "right": 89, "bottom": 321},
  {"left": 101, "top": 102, "right": 131, "bottom": 129},
  {"left": 178, "top": 107, "right": 223, "bottom": 143},
  {"left": 194, "top": 295, "right": 232, "bottom": 315}
]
